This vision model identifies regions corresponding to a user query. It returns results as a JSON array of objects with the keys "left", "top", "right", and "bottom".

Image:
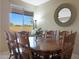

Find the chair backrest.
[
  {"left": 59, "top": 31, "right": 69, "bottom": 40},
  {"left": 63, "top": 32, "right": 77, "bottom": 47},
  {"left": 5, "top": 31, "right": 20, "bottom": 57},
  {"left": 31, "top": 48, "right": 61, "bottom": 59},
  {"left": 44, "top": 31, "right": 57, "bottom": 40},
  {"left": 61, "top": 32, "right": 77, "bottom": 59},
  {"left": 46, "top": 31, "right": 54, "bottom": 38},
  {"left": 5, "top": 31, "right": 12, "bottom": 54},
  {"left": 18, "top": 31, "right": 30, "bottom": 47}
]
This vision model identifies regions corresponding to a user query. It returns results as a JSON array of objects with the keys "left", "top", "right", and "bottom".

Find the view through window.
[{"left": 10, "top": 13, "right": 33, "bottom": 32}]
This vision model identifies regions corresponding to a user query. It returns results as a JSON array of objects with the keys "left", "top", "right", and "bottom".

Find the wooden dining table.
[
  {"left": 18, "top": 36, "right": 73, "bottom": 59},
  {"left": 28, "top": 37, "right": 64, "bottom": 59}
]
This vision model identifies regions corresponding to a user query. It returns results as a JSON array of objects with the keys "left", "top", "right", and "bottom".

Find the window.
[{"left": 9, "top": 12, "right": 33, "bottom": 32}]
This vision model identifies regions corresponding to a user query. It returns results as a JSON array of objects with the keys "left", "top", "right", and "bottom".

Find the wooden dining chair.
[
  {"left": 18, "top": 31, "right": 32, "bottom": 59},
  {"left": 31, "top": 48, "right": 61, "bottom": 59},
  {"left": 63, "top": 32, "right": 77, "bottom": 49},
  {"left": 58, "top": 31, "right": 70, "bottom": 46},
  {"left": 5, "top": 31, "right": 21, "bottom": 59},
  {"left": 61, "top": 32, "right": 77, "bottom": 59},
  {"left": 45, "top": 31, "right": 57, "bottom": 40}
]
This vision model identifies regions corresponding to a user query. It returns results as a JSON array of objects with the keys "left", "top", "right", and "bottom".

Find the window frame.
[{"left": 9, "top": 7, "right": 34, "bottom": 32}]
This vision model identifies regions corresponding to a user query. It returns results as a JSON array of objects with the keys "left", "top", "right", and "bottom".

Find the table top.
[
  {"left": 19, "top": 36, "right": 71, "bottom": 52},
  {"left": 29, "top": 37, "right": 63, "bottom": 51},
  {"left": 18, "top": 36, "right": 64, "bottom": 52}
]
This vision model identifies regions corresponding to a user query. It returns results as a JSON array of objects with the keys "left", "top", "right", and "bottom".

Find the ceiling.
[{"left": 21, "top": 0, "right": 50, "bottom": 6}]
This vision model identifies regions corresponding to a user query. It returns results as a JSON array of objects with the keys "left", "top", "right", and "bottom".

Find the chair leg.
[
  {"left": 9, "top": 54, "right": 11, "bottom": 59},
  {"left": 9, "top": 54, "right": 15, "bottom": 59},
  {"left": 18, "top": 54, "right": 23, "bottom": 59}
]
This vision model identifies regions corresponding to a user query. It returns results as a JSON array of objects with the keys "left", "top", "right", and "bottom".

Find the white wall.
[
  {"left": 0, "top": 0, "right": 10, "bottom": 52},
  {"left": 0, "top": 0, "right": 2, "bottom": 52},
  {"left": 34, "top": 0, "right": 79, "bottom": 54}
]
